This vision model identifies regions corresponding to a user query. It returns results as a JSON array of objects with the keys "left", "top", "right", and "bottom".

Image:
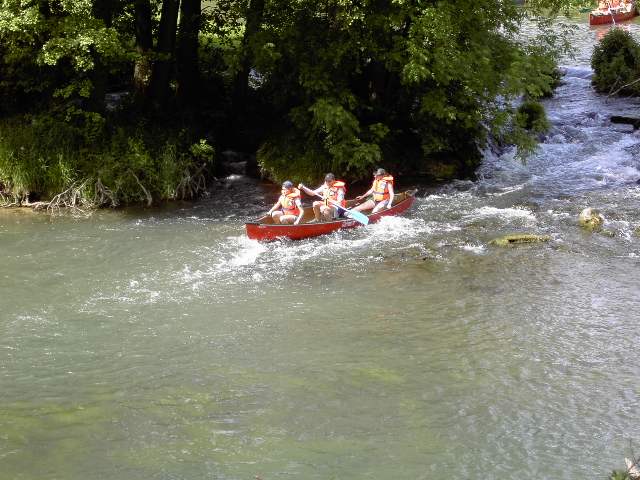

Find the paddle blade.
[{"left": 345, "top": 208, "right": 369, "bottom": 225}]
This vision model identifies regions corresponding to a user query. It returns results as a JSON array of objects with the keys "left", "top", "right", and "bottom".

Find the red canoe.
[
  {"left": 589, "top": 6, "right": 638, "bottom": 25},
  {"left": 246, "top": 189, "right": 418, "bottom": 241}
]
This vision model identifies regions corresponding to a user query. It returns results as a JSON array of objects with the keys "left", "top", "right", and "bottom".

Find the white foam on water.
[
  {"left": 485, "top": 184, "right": 527, "bottom": 197},
  {"left": 179, "top": 264, "right": 204, "bottom": 283},
  {"left": 464, "top": 206, "right": 537, "bottom": 223},
  {"left": 546, "top": 210, "right": 570, "bottom": 218},
  {"left": 224, "top": 174, "right": 244, "bottom": 181},
  {"left": 12, "top": 314, "right": 53, "bottom": 328},
  {"left": 559, "top": 66, "right": 594, "bottom": 80},
  {"left": 461, "top": 243, "right": 486, "bottom": 254},
  {"left": 227, "top": 236, "right": 267, "bottom": 266},
  {"left": 79, "top": 66, "right": 640, "bottom": 309},
  {"left": 623, "top": 187, "right": 640, "bottom": 198},
  {"left": 367, "top": 215, "right": 429, "bottom": 239},
  {"left": 199, "top": 215, "right": 439, "bottom": 283},
  {"left": 474, "top": 66, "right": 640, "bottom": 202}
]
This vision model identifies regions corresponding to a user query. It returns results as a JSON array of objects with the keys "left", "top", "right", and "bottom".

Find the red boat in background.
[
  {"left": 245, "top": 189, "right": 417, "bottom": 241},
  {"left": 589, "top": 1, "right": 638, "bottom": 25}
]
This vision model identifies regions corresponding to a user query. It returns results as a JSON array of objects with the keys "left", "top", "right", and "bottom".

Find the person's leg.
[
  {"left": 319, "top": 205, "right": 334, "bottom": 221},
  {"left": 353, "top": 199, "right": 375, "bottom": 212},
  {"left": 271, "top": 211, "right": 283, "bottom": 224},
  {"left": 312, "top": 201, "right": 323, "bottom": 221},
  {"left": 372, "top": 199, "right": 389, "bottom": 213},
  {"left": 279, "top": 214, "right": 297, "bottom": 224}
]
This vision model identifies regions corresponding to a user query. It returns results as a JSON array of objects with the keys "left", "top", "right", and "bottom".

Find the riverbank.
[{"left": 1, "top": 1, "right": 563, "bottom": 207}]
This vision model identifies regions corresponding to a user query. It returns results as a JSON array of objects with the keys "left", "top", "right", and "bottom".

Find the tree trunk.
[
  {"left": 233, "top": 0, "right": 265, "bottom": 114},
  {"left": 133, "top": 0, "right": 153, "bottom": 100},
  {"left": 37, "top": 0, "right": 50, "bottom": 18},
  {"left": 176, "top": 0, "right": 201, "bottom": 107},
  {"left": 367, "top": 60, "right": 388, "bottom": 103},
  {"left": 88, "top": 0, "right": 114, "bottom": 113},
  {"left": 150, "top": 0, "right": 180, "bottom": 108}
]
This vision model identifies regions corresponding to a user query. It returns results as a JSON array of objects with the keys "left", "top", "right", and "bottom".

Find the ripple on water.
[{"left": 5, "top": 18, "right": 640, "bottom": 480}]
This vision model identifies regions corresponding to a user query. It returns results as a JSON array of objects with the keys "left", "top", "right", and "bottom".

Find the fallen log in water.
[
  {"left": 489, "top": 234, "right": 550, "bottom": 246},
  {"left": 610, "top": 116, "right": 640, "bottom": 130}
]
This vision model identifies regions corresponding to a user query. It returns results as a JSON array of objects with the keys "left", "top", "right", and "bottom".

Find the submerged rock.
[
  {"left": 489, "top": 233, "right": 550, "bottom": 246},
  {"left": 579, "top": 207, "right": 604, "bottom": 231}
]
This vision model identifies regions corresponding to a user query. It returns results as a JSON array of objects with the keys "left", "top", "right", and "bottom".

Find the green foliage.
[
  {"left": 257, "top": 134, "right": 330, "bottom": 184},
  {"left": 609, "top": 471, "right": 631, "bottom": 480},
  {"left": 526, "top": 0, "right": 601, "bottom": 15},
  {"left": 493, "top": 99, "right": 551, "bottom": 161},
  {"left": 0, "top": 114, "right": 215, "bottom": 206},
  {"left": 246, "top": 0, "right": 563, "bottom": 181},
  {"left": 516, "top": 101, "right": 550, "bottom": 134},
  {"left": 0, "top": 0, "right": 130, "bottom": 115},
  {"left": 0, "top": 0, "right": 569, "bottom": 200},
  {"left": 591, "top": 28, "right": 640, "bottom": 95}
]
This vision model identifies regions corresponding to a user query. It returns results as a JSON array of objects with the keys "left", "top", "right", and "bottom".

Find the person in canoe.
[
  {"left": 267, "top": 180, "right": 304, "bottom": 225},
  {"left": 298, "top": 173, "right": 347, "bottom": 222},
  {"left": 353, "top": 168, "right": 395, "bottom": 213},
  {"left": 595, "top": 0, "right": 617, "bottom": 12}
]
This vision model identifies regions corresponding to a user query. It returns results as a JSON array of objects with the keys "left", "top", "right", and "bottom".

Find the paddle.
[
  {"left": 606, "top": 0, "right": 616, "bottom": 24},
  {"left": 300, "top": 184, "right": 370, "bottom": 225}
]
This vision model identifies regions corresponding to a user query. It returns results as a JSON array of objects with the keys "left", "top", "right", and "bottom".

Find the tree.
[
  {"left": 133, "top": 0, "right": 154, "bottom": 100},
  {"left": 251, "top": 0, "right": 564, "bottom": 181},
  {"left": 233, "top": 0, "right": 265, "bottom": 114},
  {"left": 591, "top": 28, "right": 640, "bottom": 96},
  {"left": 150, "top": 0, "right": 181, "bottom": 108},
  {"left": 177, "top": 0, "right": 202, "bottom": 105},
  {"left": 0, "top": 0, "right": 570, "bottom": 196}
]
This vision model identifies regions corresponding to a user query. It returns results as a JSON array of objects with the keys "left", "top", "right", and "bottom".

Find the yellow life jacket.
[
  {"left": 372, "top": 175, "right": 394, "bottom": 202},
  {"left": 280, "top": 188, "right": 301, "bottom": 215},
  {"left": 323, "top": 181, "right": 346, "bottom": 207}
]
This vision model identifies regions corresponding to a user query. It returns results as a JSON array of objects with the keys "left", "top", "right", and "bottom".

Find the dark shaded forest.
[{"left": 0, "top": 0, "right": 565, "bottom": 207}]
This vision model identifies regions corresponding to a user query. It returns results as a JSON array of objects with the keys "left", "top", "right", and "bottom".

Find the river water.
[{"left": 2, "top": 18, "right": 640, "bottom": 480}]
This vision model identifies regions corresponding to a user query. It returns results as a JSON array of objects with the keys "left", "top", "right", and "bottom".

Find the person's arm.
[
  {"left": 267, "top": 200, "right": 281, "bottom": 215},
  {"left": 298, "top": 183, "right": 310, "bottom": 195},
  {"left": 386, "top": 183, "right": 394, "bottom": 208},
  {"left": 335, "top": 188, "right": 345, "bottom": 205},
  {"left": 356, "top": 187, "right": 374, "bottom": 200},
  {"left": 298, "top": 184, "right": 320, "bottom": 197}
]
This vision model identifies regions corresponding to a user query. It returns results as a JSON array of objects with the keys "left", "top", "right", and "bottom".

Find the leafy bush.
[
  {"left": 257, "top": 133, "right": 331, "bottom": 185},
  {"left": 516, "top": 100, "right": 550, "bottom": 134},
  {"left": 0, "top": 114, "right": 215, "bottom": 207},
  {"left": 591, "top": 28, "right": 640, "bottom": 95}
]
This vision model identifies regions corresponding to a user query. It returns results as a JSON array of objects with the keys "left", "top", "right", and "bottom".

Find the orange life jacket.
[
  {"left": 323, "top": 181, "right": 346, "bottom": 207},
  {"left": 280, "top": 188, "right": 301, "bottom": 216},
  {"left": 372, "top": 175, "right": 394, "bottom": 202}
]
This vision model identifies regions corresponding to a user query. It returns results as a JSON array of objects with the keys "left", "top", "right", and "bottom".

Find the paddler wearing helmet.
[
  {"left": 298, "top": 173, "right": 347, "bottom": 222},
  {"left": 267, "top": 180, "right": 304, "bottom": 225},
  {"left": 353, "top": 168, "right": 395, "bottom": 213}
]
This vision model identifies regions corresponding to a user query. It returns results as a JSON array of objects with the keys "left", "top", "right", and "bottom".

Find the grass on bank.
[{"left": 0, "top": 112, "right": 215, "bottom": 210}]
